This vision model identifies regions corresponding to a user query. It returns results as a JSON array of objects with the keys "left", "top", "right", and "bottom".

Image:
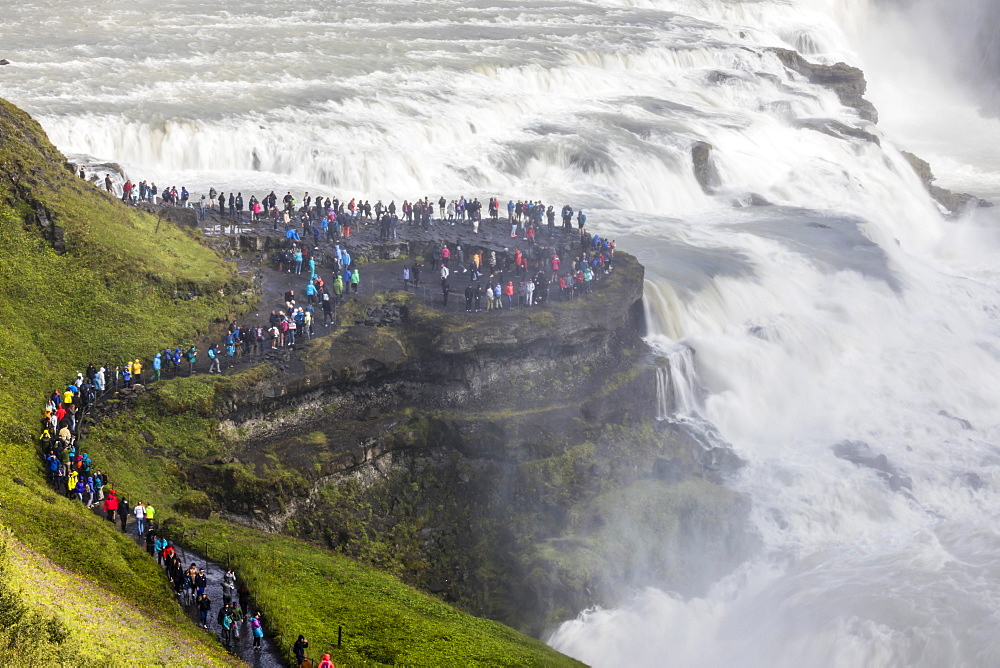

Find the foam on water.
[{"left": 6, "top": 0, "right": 1000, "bottom": 665}]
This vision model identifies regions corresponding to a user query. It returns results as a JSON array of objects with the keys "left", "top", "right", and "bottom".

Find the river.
[{"left": 4, "top": 0, "right": 1000, "bottom": 666}]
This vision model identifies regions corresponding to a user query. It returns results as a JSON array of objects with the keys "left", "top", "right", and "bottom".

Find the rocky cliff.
[{"left": 109, "top": 249, "right": 755, "bottom": 635}]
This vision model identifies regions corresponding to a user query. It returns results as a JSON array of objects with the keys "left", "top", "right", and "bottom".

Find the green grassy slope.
[
  {"left": 82, "top": 365, "right": 585, "bottom": 666},
  {"left": 165, "top": 518, "right": 584, "bottom": 668},
  {"left": 0, "top": 97, "right": 247, "bottom": 664},
  {"left": 0, "top": 98, "right": 586, "bottom": 666},
  {"left": 0, "top": 530, "right": 237, "bottom": 667}
]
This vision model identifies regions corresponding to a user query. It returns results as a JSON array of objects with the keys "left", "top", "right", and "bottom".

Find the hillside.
[
  {"left": 0, "top": 97, "right": 248, "bottom": 665},
  {"left": 0, "top": 97, "right": 588, "bottom": 667}
]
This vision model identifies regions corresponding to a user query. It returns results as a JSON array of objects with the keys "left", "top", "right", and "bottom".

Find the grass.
[
  {"left": 0, "top": 96, "right": 643, "bottom": 665},
  {"left": 0, "top": 98, "right": 584, "bottom": 666},
  {"left": 0, "top": 97, "right": 250, "bottom": 664},
  {"left": 163, "top": 518, "right": 585, "bottom": 668},
  {"left": 0, "top": 530, "right": 237, "bottom": 667}
]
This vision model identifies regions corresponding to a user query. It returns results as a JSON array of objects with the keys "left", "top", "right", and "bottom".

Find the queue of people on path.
[
  {"left": 37, "top": 373, "right": 268, "bottom": 654},
  {"left": 82, "top": 165, "right": 593, "bottom": 249},
  {"left": 241, "top": 192, "right": 590, "bottom": 244}
]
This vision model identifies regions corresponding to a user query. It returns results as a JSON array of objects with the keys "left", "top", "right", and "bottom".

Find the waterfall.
[
  {"left": 7, "top": 0, "right": 1000, "bottom": 665},
  {"left": 654, "top": 344, "right": 701, "bottom": 420}
]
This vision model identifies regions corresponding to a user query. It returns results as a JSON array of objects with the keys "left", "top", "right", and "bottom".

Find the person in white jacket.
[{"left": 134, "top": 502, "right": 146, "bottom": 535}]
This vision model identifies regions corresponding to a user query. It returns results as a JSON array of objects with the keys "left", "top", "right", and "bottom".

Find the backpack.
[{"left": 208, "top": 347, "right": 216, "bottom": 359}]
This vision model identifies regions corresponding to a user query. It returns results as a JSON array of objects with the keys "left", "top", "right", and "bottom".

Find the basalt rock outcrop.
[
  {"left": 692, "top": 141, "right": 722, "bottom": 194},
  {"left": 766, "top": 48, "right": 990, "bottom": 214},
  {"left": 147, "top": 250, "right": 753, "bottom": 635},
  {"left": 901, "top": 151, "right": 991, "bottom": 215},
  {"left": 769, "top": 47, "right": 879, "bottom": 123}
]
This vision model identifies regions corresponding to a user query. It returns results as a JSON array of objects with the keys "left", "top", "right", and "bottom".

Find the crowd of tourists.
[
  {"left": 428, "top": 231, "right": 616, "bottom": 311},
  {"left": 87, "top": 167, "right": 621, "bottom": 310},
  {"left": 37, "top": 377, "right": 268, "bottom": 653},
  {"left": 212, "top": 192, "right": 592, "bottom": 242},
  {"left": 62, "top": 175, "right": 622, "bottom": 667},
  {"left": 87, "top": 164, "right": 593, "bottom": 240}
]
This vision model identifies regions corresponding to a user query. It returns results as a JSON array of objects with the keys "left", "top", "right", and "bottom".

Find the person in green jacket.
[
  {"left": 186, "top": 346, "right": 198, "bottom": 375},
  {"left": 332, "top": 274, "right": 344, "bottom": 302},
  {"left": 350, "top": 266, "right": 360, "bottom": 293}
]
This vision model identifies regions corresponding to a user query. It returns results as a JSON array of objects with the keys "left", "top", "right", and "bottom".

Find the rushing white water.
[
  {"left": 653, "top": 344, "right": 701, "bottom": 419},
  {"left": 5, "top": 0, "right": 1000, "bottom": 666}
]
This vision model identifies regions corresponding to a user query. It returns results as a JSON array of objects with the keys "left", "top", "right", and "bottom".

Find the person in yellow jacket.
[
  {"left": 145, "top": 503, "right": 156, "bottom": 529},
  {"left": 67, "top": 469, "right": 78, "bottom": 497},
  {"left": 132, "top": 359, "right": 143, "bottom": 384}
]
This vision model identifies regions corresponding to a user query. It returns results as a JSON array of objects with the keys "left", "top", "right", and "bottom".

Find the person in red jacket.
[
  {"left": 504, "top": 281, "right": 515, "bottom": 309},
  {"left": 103, "top": 490, "right": 119, "bottom": 523},
  {"left": 318, "top": 654, "right": 335, "bottom": 668}
]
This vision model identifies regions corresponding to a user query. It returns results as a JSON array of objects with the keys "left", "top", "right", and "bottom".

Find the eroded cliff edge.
[{"left": 108, "top": 251, "right": 753, "bottom": 634}]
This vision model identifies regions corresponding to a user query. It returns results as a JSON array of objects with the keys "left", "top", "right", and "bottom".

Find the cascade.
[
  {"left": 5, "top": 0, "right": 1000, "bottom": 665},
  {"left": 653, "top": 344, "right": 701, "bottom": 420}
]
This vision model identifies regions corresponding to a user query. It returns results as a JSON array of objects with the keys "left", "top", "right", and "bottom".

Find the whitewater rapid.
[{"left": 5, "top": 0, "right": 1000, "bottom": 666}]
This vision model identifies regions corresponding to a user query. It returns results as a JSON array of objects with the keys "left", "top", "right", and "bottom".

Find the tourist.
[
  {"left": 293, "top": 636, "right": 309, "bottom": 665},
  {"left": 251, "top": 612, "right": 264, "bottom": 650},
  {"left": 119, "top": 497, "right": 130, "bottom": 531},
  {"left": 102, "top": 489, "right": 118, "bottom": 523},
  {"left": 134, "top": 501, "right": 146, "bottom": 535},
  {"left": 197, "top": 591, "right": 212, "bottom": 629}
]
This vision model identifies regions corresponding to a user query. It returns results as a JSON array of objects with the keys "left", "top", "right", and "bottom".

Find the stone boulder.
[
  {"left": 901, "top": 151, "right": 991, "bottom": 215},
  {"left": 832, "top": 440, "right": 912, "bottom": 493},
  {"left": 769, "top": 48, "right": 878, "bottom": 123},
  {"left": 691, "top": 141, "right": 722, "bottom": 194}
]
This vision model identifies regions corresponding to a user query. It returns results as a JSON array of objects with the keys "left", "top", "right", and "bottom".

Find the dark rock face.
[
  {"left": 692, "top": 141, "right": 722, "bottom": 194},
  {"left": 29, "top": 200, "right": 65, "bottom": 253},
  {"left": 833, "top": 440, "right": 913, "bottom": 493},
  {"left": 144, "top": 204, "right": 198, "bottom": 228},
  {"left": 355, "top": 303, "right": 407, "bottom": 327},
  {"left": 172, "top": 251, "right": 752, "bottom": 634},
  {"left": 938, "top": 409, "right": 973, "bottom": 430},
  {"left": 793, "top": 118, "right": 881, "bottom": 146},
  {"left": 901, "top": 151, "right": 991, "bottom": 215},
  {"left": 731, "top": 192, "right": 773, "bottom": 208},
  {"left": 769, "top": 47, "right": 879, "bottom": 123}
]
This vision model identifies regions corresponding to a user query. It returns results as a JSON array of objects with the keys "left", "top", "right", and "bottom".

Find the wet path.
[
  {"left": 170, "top": 541, "right": 285, "bottom": 667},
  {"left": 113, "top": 510, "right": 285, "bottom": 666}
]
